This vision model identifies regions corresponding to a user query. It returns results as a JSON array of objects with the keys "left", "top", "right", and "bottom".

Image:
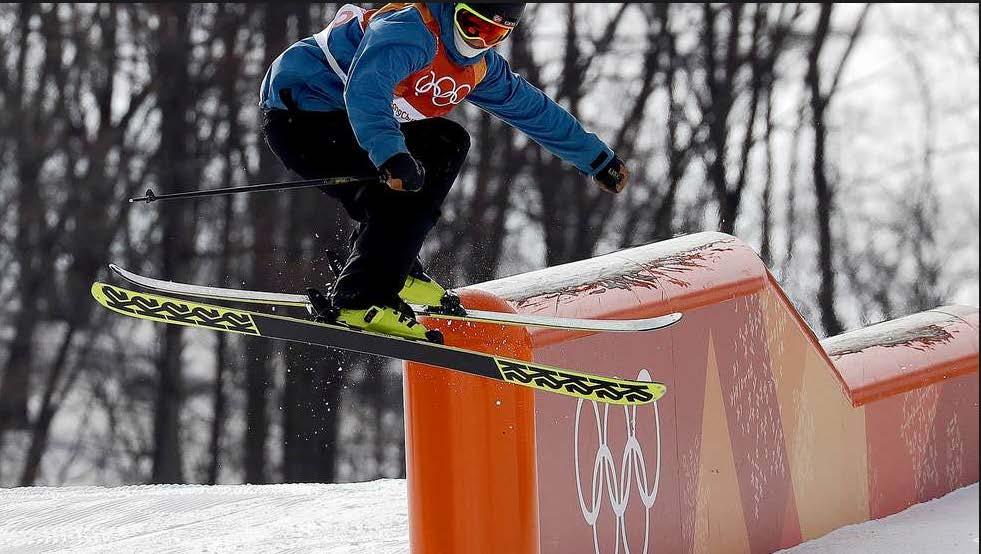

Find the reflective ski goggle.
[{"left": 453, "top": 3, "right": 515, "bottom": 48}]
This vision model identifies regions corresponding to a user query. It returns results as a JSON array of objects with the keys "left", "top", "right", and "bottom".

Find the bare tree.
[
  {"left": 18, "top": 4, "right": 154, "bottom": 486},
  {"left": 1, "top": 3, "right": 53, "bottom": 444},
  {"left": 150, "top": 3, "right": 199, "bottom": 484},
  {"left": 806, "top": 3, "right": 871, "bottom": 336}
]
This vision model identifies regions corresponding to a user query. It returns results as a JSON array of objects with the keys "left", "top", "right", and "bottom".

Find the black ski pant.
[{"left": 261, "top": 108, "right": 470, "bottom": 309}]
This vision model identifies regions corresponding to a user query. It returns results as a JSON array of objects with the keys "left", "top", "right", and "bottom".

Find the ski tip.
[
  {"left": 637, "top": 369, "right": 668, "bottom": 403},
  {"left": 107, "top": 263, "right": 136, "bottom": 282},
  {"left": 106, "top": 263, "right": 128, "bottom": 282},
  {"left": 90, "top": 282, "right": 110, "bottom": 307},
  {"left": 91, "top": 281, "right": 129, "bottom": 312}
]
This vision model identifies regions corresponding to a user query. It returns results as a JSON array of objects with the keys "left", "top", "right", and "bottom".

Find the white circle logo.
[
  {"left": 414, "top": 71, "right": 471, "bottom": 107},
  {"left": 574, "top": 369, "right": 662, "bottom": 553}
]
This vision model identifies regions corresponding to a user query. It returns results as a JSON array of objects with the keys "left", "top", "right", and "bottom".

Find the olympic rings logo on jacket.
[{"left": 413, "top": 71, "right": 472, "bottom": 107}]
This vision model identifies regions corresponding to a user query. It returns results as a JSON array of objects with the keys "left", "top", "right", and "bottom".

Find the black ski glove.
[
  {"left": 594, "top": 154, "right": 629, "bottom": 194},
  {"left": 380, "top": 152, "right": 426, "bottom": 192}
]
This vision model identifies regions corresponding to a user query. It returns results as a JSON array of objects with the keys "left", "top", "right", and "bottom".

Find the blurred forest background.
[{"left": 0, "top": 3, "right": 977, "bottom": 487}]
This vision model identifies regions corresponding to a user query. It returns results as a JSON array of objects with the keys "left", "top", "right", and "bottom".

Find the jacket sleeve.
[
  {"left": 344, "top": 10, "right": 435, "bottom": 167},
  {"left": 467, "top": 51, "right": 614, "bottom": 177}
]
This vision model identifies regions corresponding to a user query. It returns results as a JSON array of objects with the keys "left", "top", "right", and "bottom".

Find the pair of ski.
[{"left": 93, "top": 265, "right": 682, "bottom": 406}]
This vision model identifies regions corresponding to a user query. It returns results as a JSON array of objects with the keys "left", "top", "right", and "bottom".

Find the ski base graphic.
[{"left": 92, "top": 283, "right": 667, "bottom": 405}]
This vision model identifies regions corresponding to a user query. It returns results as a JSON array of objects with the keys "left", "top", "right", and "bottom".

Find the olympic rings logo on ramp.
[{"left": 575, "top": 369, "right": 662, "bottom": 554}]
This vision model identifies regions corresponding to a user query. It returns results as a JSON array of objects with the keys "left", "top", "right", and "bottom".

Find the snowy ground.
[
  {"left": 780, "top": 483, "right": 979, "bottom": 554},
  {"left": 0, "top": 480, "right": 976, "bottom": 553},
  {"left": 0, "top": 481, "right": 407, "bottom": 554}
]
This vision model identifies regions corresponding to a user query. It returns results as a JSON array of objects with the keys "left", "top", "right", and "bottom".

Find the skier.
[{"left": 259, "top": 3, "right": 630, "bottom": 342}]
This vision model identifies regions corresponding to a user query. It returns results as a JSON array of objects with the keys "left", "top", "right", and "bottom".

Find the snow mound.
[
  {"left": 0, "top": 480, "right": 408, "bottom": 553},
  {"left": 0, "top": 480, "right": 976, "bottom": 553},
  {"left": 780, "top": 483, "right": 979, "bottom": 554}
]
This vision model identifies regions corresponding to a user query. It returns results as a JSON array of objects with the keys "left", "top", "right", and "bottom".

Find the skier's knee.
[{"left": 437, "top": 118, "right": 471, "bottom": 159}]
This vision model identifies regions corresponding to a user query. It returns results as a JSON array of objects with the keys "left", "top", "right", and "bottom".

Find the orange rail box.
[{"left": 405, "top": 232, "right": 978, "bottom": 554}]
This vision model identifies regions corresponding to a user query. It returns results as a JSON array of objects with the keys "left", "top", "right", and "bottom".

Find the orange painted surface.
[
  {"left": 467, "top": 231, "right": 979, "bottom": 553},
  {"left": 825, "top": 305, "right": 980, "bottom": 406},
  {"left": 403, "top": 289, "right": 539, "bottom": 554}
]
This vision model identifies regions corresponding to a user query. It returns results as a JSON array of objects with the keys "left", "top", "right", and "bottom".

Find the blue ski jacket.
[{"left": 259, "top": 3, "right": 614, "bottom": 175}]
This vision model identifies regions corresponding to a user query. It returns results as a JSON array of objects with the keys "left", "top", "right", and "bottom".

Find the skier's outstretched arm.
[{"left": 466, "top": 52, "right": 629, "bottom": 193}]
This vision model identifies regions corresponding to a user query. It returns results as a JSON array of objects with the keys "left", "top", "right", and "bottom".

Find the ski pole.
[{"left": 128, "top": 175, "right": 382, "bottom": 204}]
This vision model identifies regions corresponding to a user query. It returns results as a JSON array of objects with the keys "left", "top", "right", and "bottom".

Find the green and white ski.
[
  {"left": 91, "top": 282, "right": 667, "bottom": 406},
  {"left": 107, "top": 264, "right": 683, "bottom": 333}
]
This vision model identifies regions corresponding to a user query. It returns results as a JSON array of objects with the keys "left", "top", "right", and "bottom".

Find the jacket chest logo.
[{"left": 413, "top": 71, "right": 471, "bottom": 107}]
